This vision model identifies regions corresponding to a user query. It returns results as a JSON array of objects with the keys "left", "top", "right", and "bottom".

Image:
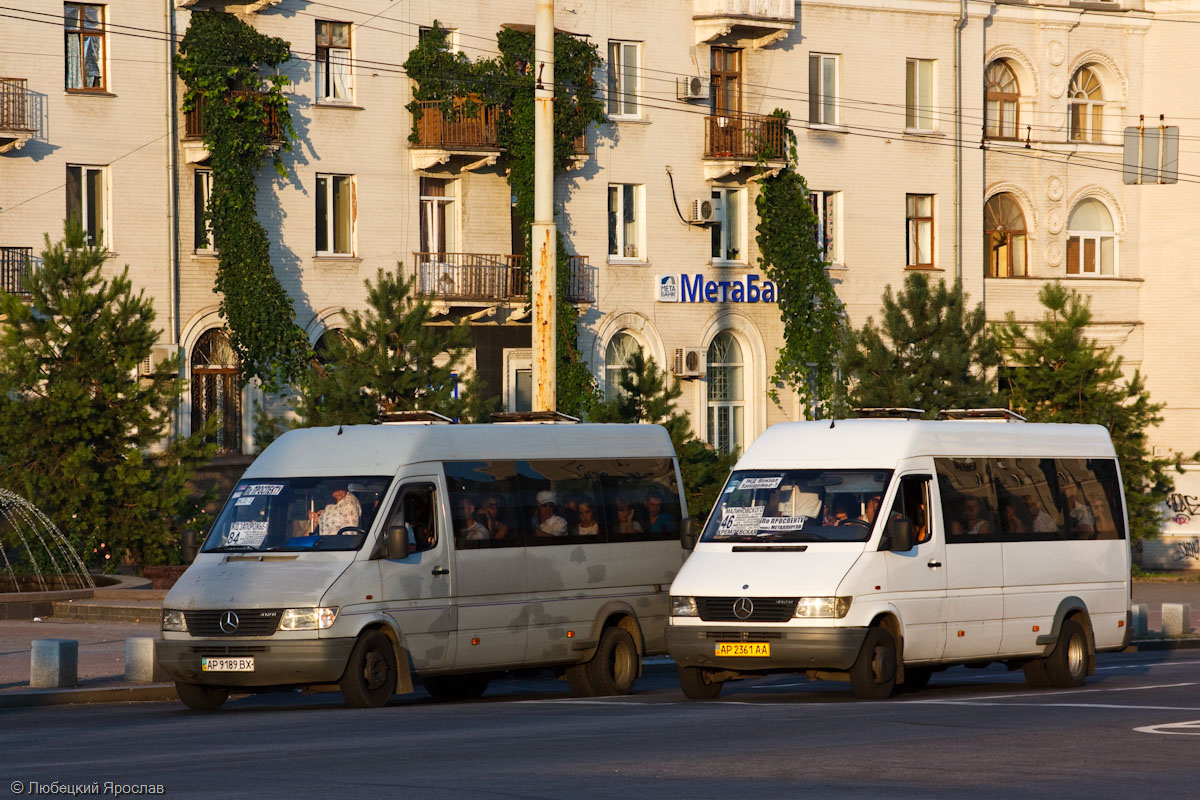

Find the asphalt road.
[{"left": 3, "top": 650, "right": 1200, "bottom": 799}]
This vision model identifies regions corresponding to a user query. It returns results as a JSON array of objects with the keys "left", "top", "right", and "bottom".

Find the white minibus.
[
  {"left": 667, "top": 417, "right": 1132, "bottom": 699},
  {"left": 157, "top": 421, "right": 688, "bottom": 710}
]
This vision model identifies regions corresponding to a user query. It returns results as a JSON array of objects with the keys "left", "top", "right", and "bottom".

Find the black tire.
[
  {"left": 175, "top": 681, "right": 228, "bottom": 711},
  {"left": 899, "top": 666, "right": 933, "bottom": 693},
  {"left": 1022, "top": 657, "right": 1052, "bottom": 688},
  {"left": 565, "top": 663, "right": 597, "bottom": 697},
  {"left": 678, "top": 666, "right": 723, "bottom": 700},
  {"left": 1044, "top": 617, "right": 1089, "bottom": 688},
  {"left": 423, "top": 674, "right": 490, "bottom": 701},
  {"left": 584, "top": 627, "right": 639, "bottom": 696},
  {"left": 340, "top": 630, "right": 397, "bottom": 708},
  {"left": 850, "top": 625, "right": 898, "bottom": 699}
]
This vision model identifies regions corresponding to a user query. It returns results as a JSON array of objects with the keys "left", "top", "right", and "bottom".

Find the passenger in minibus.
[
  {"left": 1000, "top": 499, "right": 1030, "bottom": 535},
  {"left": 644, "top": 489, "right": 677, "bottom": 534},
  {"left": 614, "top": 496, "right": 644, "bottom": 535},
  {"left": 308, "top": 481, "right": 362, "bottom": 535},
  {"left": 1024, "top": 495, "right": 1056, "bottom": 533},
  {"left": 574, "top": 499, "right": 601, "bottom": 536},
  {"left": 962, "top": 496, "right": 992, "bottom": 536},
  {"left": 832, "top": 495, "right": 867, "bottom": 528},
  {"left": 478, "top": 494, "right": 510, "bottom": 541},
  {"left": 532, "top": 491, "right": 568, "bottom": 536},
  {"left": 455, "top": 495, "right": 490, "bottom": 542}
]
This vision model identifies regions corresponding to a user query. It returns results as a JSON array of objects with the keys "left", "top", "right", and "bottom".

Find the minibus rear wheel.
[
  {"left": 678, "top": 666, "right": 723, "bottom": 700},
  {"left": 850, "top": 625, "right": 898, "bottom": 699},
  {"left": 175, "top": 681, "right": 229, "bottom": 711},
  {"left": 341, "top": 630, "right": 397, "bottom": 708},
  {"left": 1044, "top": 617, "right": 1089, "bottom": 688},
  {"left": 586, "top": 627, "right": 639, "bottom": 695}
]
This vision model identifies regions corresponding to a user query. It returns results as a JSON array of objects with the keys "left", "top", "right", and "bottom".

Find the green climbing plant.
[
  {"left": 755, "top": 110, "right": 845, "bottom": 418},
  {"left": 176, "top": 10, "right": 309, "bottom": 389}
]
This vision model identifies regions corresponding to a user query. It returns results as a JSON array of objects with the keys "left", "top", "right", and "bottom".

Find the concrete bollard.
[
  {"left": 1162, "top": 603, "right": 1193, "bottom": 636},
  {"left": 1131, "top": 603, "right": 1149, "bottom": 637},
  {"left": 30, "top": 638, "right": 78, "bottom": 689},
  {"left": 124, "top": 637, "right": 168, "bottom": 683}
]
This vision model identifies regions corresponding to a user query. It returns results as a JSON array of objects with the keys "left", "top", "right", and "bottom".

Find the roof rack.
[
  {"left": 935, "top": 408, "right": 1027, "bottom": 423},
  {"left": 855, "top": 407, "right": 926, "bottom": 420},
  {"left": 490, "top": 411, "right": 580, "bottom": 424},
  {"left": 380, "top": 410, "right": 455, "bottom": 424}
]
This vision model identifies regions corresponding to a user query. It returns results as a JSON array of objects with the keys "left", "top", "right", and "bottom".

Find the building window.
[
  {"left": 191, "top": 329, "right": 242, "bottom": 455},
  {"left": 984, "top": 193, "right": 1026, "bottom": 278},
  {"left": 906, "top": 194, "right": 934, "bottom": 268},
  {"left": 905, "top": 58, "right": 935, "bottom": 131},
  {"left": 316, "top": 173, "right": 354, "bottom": 255},
  {"left": 194, "top": 169, "right": 214, "bottom": 252},
  {"left": 66, "top": 164, "right": 106, "bottom": 247},
  {"left": 1069, "top": 66, "right": 1104, "bottom": 143},
  {"left": 607, "top": 41, "right": 640, "bottom": 118},
  {"left": 809, "top": 190, "right": 840, "bottom": 264},
  {"left": 711, "top": 47, "right": 741, "bottom": 116},
  {"left": 985, "top": 60, "right": 1019, "bottom": 140},
  {"left": 1066, "top": 198, "right": 1116, "bottom": 275},
  {"left": 64, "top": 4, "right": 105, "bottom": 91},
  {"left": 419, "top": 177, "right": 457, "bottom": 256},
  {"left": 707, "top": 331, "right": 744, "bottom": 456},
  {"left": 711, "top": 187, "right": 746, "bottom": 263},
  {"left": 608, "top": 183, "right": 644, "bottom": 260},
  {"left": 808, "top": 53, "right": 838, "bottom": 125},
  {"left": 605, "top": 331, "right": 642, "bottom": 399},
  {"left": 316, "top": 21, "right": 352, "bottom": 103}
]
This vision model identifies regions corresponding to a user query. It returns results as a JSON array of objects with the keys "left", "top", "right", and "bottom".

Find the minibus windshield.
[
  {"left": 701, "top": 469, "right": 894, "bottom": 543},
  {"left": 201, "top": 477, "right": 392, "bottom": 553}
]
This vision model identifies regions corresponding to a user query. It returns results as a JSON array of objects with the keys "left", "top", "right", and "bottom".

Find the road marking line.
[
  {"left": 1096, "top": 662, "right": 1195, "bottom": 671},
  {"left": 915, "top": 682, "right": 1196, "bottom": 704},
  {"left": 1134, "top": 719, "right": 1200, "bottom": 735},
  {"left": 925, "top": 701, "right": 1200, "bottom": 711}
]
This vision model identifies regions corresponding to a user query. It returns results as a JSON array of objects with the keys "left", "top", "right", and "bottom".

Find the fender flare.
[
  {"left": 570, "top": 600, "right": 646, "bottom": 670},
  {"left": 1035, "top": 596, "right": 1095, "bottom": 675}
]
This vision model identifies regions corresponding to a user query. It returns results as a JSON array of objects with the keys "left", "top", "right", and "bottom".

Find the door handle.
[
  {"left": 431, "top": 567, "right": 450, "bottom": 576},
  {"left": 927, "top": 560, "right": 942, "bottom": 569}
]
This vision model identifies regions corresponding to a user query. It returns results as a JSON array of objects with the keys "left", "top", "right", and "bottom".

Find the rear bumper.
[
  {"left": 666, "top": 625, "right": 868, "bottom": 672},
  {"left": 156, "top": 638, "right": 356, "bottom": 688}
]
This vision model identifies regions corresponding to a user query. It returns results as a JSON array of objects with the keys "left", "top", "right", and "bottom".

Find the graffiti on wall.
[{"left": 1166, "top": 493, "right": 1200, "bottom": 526}]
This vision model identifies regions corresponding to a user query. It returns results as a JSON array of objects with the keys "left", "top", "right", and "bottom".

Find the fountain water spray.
[{"left": 0, "top": 488, "right": 94, "bottom": 593}]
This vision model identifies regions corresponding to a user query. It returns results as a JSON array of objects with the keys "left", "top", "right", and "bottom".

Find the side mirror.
[
  {"left": 377, "top": 524, "right": 411, "bottom": 560},
  {"left": 885, "top": 517, "right": 915, "bottom": 552},
  {"left": 680, "top": 518, "right": 698, "bottom": 551}
]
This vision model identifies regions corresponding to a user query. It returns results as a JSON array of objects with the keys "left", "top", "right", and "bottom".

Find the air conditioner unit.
[
  {"left": 138, "top": 344, "right": 178, "bottom": 377},
  {"left": 691, "top": 196, "right": 722, "bottom": 224},
  {"left": 676, "top": 76, "right": 710, "bottom": 101},
  {"left": 673, "top": 347, "right": 706, "bottom": 378}
]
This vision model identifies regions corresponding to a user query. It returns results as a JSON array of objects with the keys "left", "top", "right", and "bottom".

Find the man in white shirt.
[{"left": 532, "top": 490, "right": 568, "bottom": 536}]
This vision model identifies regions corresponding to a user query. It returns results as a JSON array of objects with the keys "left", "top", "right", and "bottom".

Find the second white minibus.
[{"left": 667, "top": 417, "right": 1132, "bottom": 699}]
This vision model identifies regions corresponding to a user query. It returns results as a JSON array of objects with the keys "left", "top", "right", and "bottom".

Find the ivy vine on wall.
[{"left": 176, "top": 10, "right": 309, "bottom": 389}]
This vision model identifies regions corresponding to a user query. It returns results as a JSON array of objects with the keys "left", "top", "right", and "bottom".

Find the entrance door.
[
  {"left": 376, "top": 478, "right": 454, "bottom": 670},
  {"left": 883, "top": 473, "right": 946, "bottom": 662}
]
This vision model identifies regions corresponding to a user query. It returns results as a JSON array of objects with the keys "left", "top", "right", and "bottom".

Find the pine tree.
[
  {"left": 997, "top": 282, "right": 1185, "bottom": 542},
  {"left": 839, "top": 272, "right": 1001, "bottom": 416},
  {"left": 0, "top": 224, "right": 214, "bottom": 568},
  {"left": 290, "top": 267, "right": 489, "bottom": 426},
  {"left": 593, "top": 351, "right": 735, "bottom": 522}
]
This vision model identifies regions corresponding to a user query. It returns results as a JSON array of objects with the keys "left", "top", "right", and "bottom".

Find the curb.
[
  {"left": 1129, "top": 636, "right": 1200, "bottom": 651},
  {"left": 0, "top": 683, "right": 178, "bottom": 709}
]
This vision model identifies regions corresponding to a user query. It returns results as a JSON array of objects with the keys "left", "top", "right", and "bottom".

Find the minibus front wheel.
[
  {"left": 678, "top": 666, "right": 723, "bottom": 700},
  {"left": 850, "top": 625, "right": 898, "bottom": 699},
  {"left": 340, "top": 630, "right": 397, "bottom": 708},
  {"left": 175, "top": 681, "right": 229, "bottom": 711}
]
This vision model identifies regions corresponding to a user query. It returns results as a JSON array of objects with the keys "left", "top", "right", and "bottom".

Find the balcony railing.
[
  {"left": 412, "top": 101, "right": 501, "bottom": 150},
  {"left": 184, "top": 91, "right": 282, "bottom": 142},
  {"left": 414, "top": 253, "right": 594, "bottom": 303},
  {"left": 704, "top": 111, "right": 787, "bottom": 161},
  {"left": 693, "top": 0, "right": 795, "bottom": 23},
  {"left": 1, "top": 247, "right": 34, "bottom": 298},
  {"left": 0, "top": 78, "right": 34, "bottom": 131}
]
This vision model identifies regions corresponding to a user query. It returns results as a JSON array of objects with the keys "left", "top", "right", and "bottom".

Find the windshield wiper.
[{"left": 211, "top": 545, "right": 260, "bottom": 552}]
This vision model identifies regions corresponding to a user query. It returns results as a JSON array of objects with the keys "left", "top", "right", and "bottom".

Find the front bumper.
[
  {"left": 156, "top": 637, "right": 356, "bottom": 688},
  {"left": 666, "top": 625, "right": 868, "bottom": 672}
]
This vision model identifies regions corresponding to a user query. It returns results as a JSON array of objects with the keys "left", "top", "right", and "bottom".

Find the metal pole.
[{"left": 532, "top": 0, "right": 557, "bottom": 412}]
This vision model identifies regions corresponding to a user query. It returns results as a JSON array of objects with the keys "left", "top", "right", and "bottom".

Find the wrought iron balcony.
[
  {"left": 0, "top": 78, "right": 36, "bottom": 154},
  {"left": 413, "top": 253, "right": 594, "bottom": 304},
  {"left": 1, "top": 247, "right": 34, "bottom": 298},
  {"left": 692, "top": 0, "right": 796, "bottom": 46},
  {"left": 704, "top": 111, "right": 787, "bottom": 161}
]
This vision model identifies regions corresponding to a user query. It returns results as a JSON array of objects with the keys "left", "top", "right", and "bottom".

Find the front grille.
[
  {"left": 189, "top": 645, "right": 270, "bottom": 655},
  {"left": 185, "top": 609, "right": 282, "bottom": 637},
  {"left": 697, "top": 597, "right": 797, "bottom": 623},
  {"left": 704, "top": 631, "right": 784, "bottom": 641}
]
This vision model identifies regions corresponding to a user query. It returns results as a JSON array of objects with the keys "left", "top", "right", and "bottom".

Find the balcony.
[
  {"left": 0, "top": 78, "right": 37, "bottom": 154},
  {"left": 1, "top": 247, "right": 34, "bottom": 298},
  {"left": 692, "top": 0, "right": 796, "bottom": 47},
  {"left": 703, "top": 111, "right": 787, "bottom": 179},
  {"left": 414, "top": 253, "right": 595, "bottom": 304},
  {"left": 182, "top": 91, "right": 282, "bottom": 163},
  {"left": 410, "top": 101, "right": 502, "bottom": 172}
]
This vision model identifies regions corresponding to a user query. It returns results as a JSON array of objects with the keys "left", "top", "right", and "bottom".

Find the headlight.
[
  {"left": 671, "top": 596, "right": 698, "bottom": 617},
  {"left": 279, "top": 607, "right": 339, "bottom": 630},
  {"left": 793, "top": 597, "right": 852, "bottom": 619},
  {"left": 161, "top": 609, "right": 187, "bottom": 632}
]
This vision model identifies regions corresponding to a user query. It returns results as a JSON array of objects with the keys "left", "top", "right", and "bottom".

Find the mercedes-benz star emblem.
[
  {"left": 219, "top": 611, "right": 240, "bottom": 634},
  {"left": 732, "top": 597, "right": 754, "bottom": 620}
]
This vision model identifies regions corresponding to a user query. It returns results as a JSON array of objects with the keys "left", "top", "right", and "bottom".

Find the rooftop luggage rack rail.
[{"left": 490, "top": 411, "right": 580, "bottom": 424}]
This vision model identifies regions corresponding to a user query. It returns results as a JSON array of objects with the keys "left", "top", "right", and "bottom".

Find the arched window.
[
  {"left": 984, "top": 193, "right": 1027, "bottom": 278},
  {"left": 191, "top": 329, "right": 242, "bottom": 454},
  {"left": 1067, "top": 198, "right": 1116, "bottom": 275},
  {"left": 313, "top": 328, "right": 348, "bottom": 366},
  {"left": 604, "top": 331, "right": 642, "bottom": 399},
  {"left": 985, "top": 61, "right": 1019, "bottom": 140},
  {"left": 706, "top": 331, "right": 744, "bottom": 455},
  {"left": 1069, "top": 67, "right": 1104, "bottom": 143}
]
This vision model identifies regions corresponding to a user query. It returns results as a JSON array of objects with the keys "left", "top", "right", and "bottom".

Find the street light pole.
[{"left": 531, "top": 0, "right": 557, "bottom": 411}]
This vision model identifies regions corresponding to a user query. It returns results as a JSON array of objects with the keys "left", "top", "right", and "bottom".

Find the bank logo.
[{"left": 655, "top": 274, "right": 679, "bottom": 302}]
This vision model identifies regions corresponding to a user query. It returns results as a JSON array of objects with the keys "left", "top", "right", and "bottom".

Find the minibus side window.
[
  {"left": 935, "top": 458, "right": 1000, "bottom": 542},
  {"left": 380, "top": 484, "right": 437, "bottom": 556},
  {"left": 1055, "top": 458, "right": 1124, "bottom": 540},
  {"left": 883, "top": 475, "right": 931, "bottom": 548},
  {"left": 595, "top": 458, "right": 681, "bottom": 543},
  {"left": 444, "top": 461, "right": 526, "bottom": 550}
]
